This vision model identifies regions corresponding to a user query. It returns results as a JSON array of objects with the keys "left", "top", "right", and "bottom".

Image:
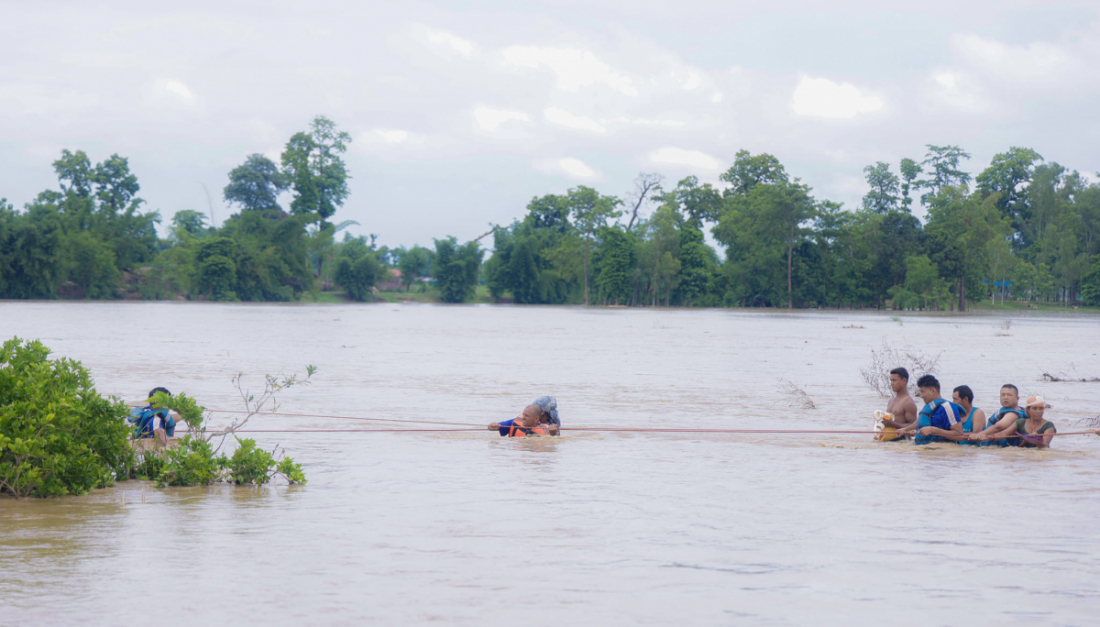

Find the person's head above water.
[
  {"left": 532, "top": 396, "right": 559, "bottom": 425},
  {"left": 889, "top": 368, "right": 909, "bottom": 394},
  {"left": 521, "top": 405, "right": 543, "bottom": 427},
  {"left": 916, "top": 374, "right": 940, "bottom": 403},
  {"left": 1000, "top": 384, "right": 1019, "bottom": 408},
  {"left": 148, "top": 387, "right": 170, "bottom": 407},
  {"left": 952, "top": 385, "right": 974, "bottom": 407}
]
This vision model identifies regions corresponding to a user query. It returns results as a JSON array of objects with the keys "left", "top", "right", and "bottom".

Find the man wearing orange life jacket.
[{"left": 489, "top": 402, "right": 559, "bottom": 437}]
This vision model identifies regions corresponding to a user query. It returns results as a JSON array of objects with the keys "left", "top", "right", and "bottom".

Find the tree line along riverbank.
[{"left": 2, "top": 117, "right": 1099, "bottom": 311}]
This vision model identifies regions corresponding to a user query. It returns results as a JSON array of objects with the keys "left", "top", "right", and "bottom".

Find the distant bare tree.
[{"left": 625, "top": 172, "right": 664, "bottom": 230}]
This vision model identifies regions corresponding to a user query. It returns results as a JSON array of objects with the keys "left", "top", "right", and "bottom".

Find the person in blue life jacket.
[
  {"left": 127, "top": 387, "right": 179, "bottom": 441},
  {"left": 914, "top": 385, "right": 985, "bottom": 444},
  {"left": 966, "top": 384, "right": 1027, "bottom": 446},
  {"left": 897, "top": 375, "right": 964, "bottom": 444},
  {"left": 488, "top": 396, "right": 561, "bottom": 437},
  {"left": 972, "top": 394, "right": 1057, "bottom": 448}
]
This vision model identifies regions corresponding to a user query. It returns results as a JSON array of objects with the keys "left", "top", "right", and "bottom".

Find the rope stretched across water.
[{"left": 187, "top": 409, "right": 1100, "bottom": 438}]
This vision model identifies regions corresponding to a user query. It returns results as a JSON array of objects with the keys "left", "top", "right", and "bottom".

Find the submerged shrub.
[
  {"left": 223, "top": 437, "right": 276, "bottom": 485},
  {"left": 0, "top": 337, "right": 133, "bottom": 498},
  {"left": 157, "top": 436, "right": 221, "bottom": 487}
]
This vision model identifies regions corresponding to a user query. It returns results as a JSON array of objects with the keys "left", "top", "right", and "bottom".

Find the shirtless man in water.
[{"left": 880, "top": 367, "right": 918, "bottom": 435}]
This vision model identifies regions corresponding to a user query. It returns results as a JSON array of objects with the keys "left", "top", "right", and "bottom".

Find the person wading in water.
[
  {"left": 489, "top": 396, "right": 561, "bottom": 437},
  {"left": 877, "top": 367, "right": 917, "bottom": 441},
  {"left": 971, "top": 395, "right": 1057, "bottom": 448},
  {"left": 916, "top": 385, "right": 985, "bottom": 444},
  {"left": 967, "top": 384, "right": 1026, "bottom": 446}
]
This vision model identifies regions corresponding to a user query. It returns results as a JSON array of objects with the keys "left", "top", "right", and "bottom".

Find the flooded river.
[{"left": 2, "top": 302, "right": 1099, "bottom": 626}]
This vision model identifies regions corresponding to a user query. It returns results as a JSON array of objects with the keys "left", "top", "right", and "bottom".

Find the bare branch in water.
[
  {"left": 859, "top": 338, "right": 942, "bottom": 397},
  {"left": 1077, "top": 415, "right": 1100, "bottom": 428},
  {"left": 1040, "top": 364, "right": 1100, "bottom": 383},
  {"left": 209, "top": 367, "right": 315, "bottom": 454},
  {"left": 778, "top": 379, "right": 816, "bottom": 410}
]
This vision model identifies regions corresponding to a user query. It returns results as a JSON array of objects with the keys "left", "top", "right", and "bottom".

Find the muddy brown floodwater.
[{"left": 2, "top": 302, "right": 1099, "bottom": 626}]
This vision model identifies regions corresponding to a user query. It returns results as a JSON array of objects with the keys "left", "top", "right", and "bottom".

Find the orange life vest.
[{"left": 508, "top": 423, "right": 548, "bottom": 437}]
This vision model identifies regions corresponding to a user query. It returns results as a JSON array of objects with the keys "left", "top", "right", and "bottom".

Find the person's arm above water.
[
  {"left": 917, "top": 425, "right": 968, "bottom": 441},
  {"left": 970, "top": 413, "right": 1011, "bottom": 440},
  {"left": 1033, "top": 422, "right": 1056, "bottom": 448},
  {"left": 489, "top": 419, "right": 516, "bottom": 436}
]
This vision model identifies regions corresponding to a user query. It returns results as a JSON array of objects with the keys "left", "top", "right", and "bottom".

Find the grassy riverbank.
[
  {"left": 967, "top": 300, "right": 1100, "bottom": 313},
  {"left": 310, "top": 285, "right": 497, "bottom": 304}
]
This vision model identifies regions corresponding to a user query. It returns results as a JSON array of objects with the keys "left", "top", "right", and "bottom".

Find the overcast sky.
[{"left": 3, "top": 0, "right": 1099, "bottom": 247}]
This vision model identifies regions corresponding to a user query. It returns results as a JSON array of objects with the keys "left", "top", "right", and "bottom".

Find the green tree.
[
  {"left": 924, "top": 186, "right": 1008, "bottom": 311},
  {"left": 433, "top": 237, "right": 483, "bottom": 303},
  {"left": 67, "top": 231, "right": 120, "bottom": 298},
  {"left": 676, "top": 226, "right": 712, "bottom": 307},
  {"left": 918, "top": 145, "right": 972, "bottom": 206},
  {"left": 281, "top": 116, "right": 351, "bottom": 223},
  {"left": 719, "top": 150, "right": 788, "bottom": 197},
  {"left": 193, "top": 237, "right": 238, "bottom": 301},
  {"left": 1080, "top": 256, "right": 1100, "bottom": 306},
  {"left": 976, "top": 147, "right": 1043, "bottom": 241},
  {"left": 862, "top": 162, "right": 900, "bottom": 214},
  {"left": 561, "top": 186, "right": 622, "bottom": 306},
  {"left": 664, "top": 176, "right": 724, "bottom": 228},
  {"left": 397, "top": 245, "right": 432, "bottom": 291},
  {"left": 888, "top": 255, "right": 950, "bottom": 310},
  {"left": 334, "top": 236, "right": 382, "bottom": 302},
  {"left": 224, "top": 154, "right": 289, "bottom": 215},
  {"left": 592, "top": 225, "right": 634, "bottom": 305},
  {"left": 171, "top": 210, "right": 210, "bottom": 239},
  {"left": 899, "top": 158, "right": 922, "bottom": 211}
]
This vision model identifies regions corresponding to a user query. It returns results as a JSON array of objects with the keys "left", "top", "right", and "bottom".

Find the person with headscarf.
[{"left": 489, "top": 396, "right": 560, "bottom": 437}]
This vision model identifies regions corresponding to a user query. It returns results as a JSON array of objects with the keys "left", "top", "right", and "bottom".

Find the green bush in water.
[
  {"left": 276, "top": 456, "right": 307, "bottom": 485},
  {"left": 223, "top": 437, "right": 275, "bottom": 485},
  {"left": 155, "top": 436, "right": 307, "bottom": 487},
  {"left": 0, "top": 337, "right": 134, "bottom": 498},
  {"left": 156, "top": 436, "right": 221, "bottom": 487}
]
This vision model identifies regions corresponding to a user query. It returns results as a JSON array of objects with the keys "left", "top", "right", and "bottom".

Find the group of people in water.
[
  {"left": 878, "top": 368, "right": 1059, "bottom": 447},
  {"left": 127, "top": 377, "right": 1091, "bottom": 446}
]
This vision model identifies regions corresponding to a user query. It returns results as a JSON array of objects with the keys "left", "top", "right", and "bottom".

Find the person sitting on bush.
[{"left": 128, "top": 387, "right": 179, "bottom": 441}]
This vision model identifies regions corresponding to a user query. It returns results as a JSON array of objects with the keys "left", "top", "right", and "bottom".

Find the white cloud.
[
  {"left": 534, "top": 157, "right": 598, "bottom": 180},
  {"left": 473, "top": 106, "right": 530, "bottom": 132},
  {"left": 710, "top": 92, "right": 724, "bottom": 103},
  {"left": 501, "top": 46, "right": 637, "bottom": 96},
  {"left": 926, "top": 69, "right": 984, "bottom": 111},
  {"left": 164, "top": 80, "right": 194, "bottom": 100},
  {"left": 791, "top": 75, "right": 884, "bottom": 119},
  {"left": 934, "top": 73, "right": 958, "bottom": 88},
  {"left": 616, "top": 117, "right": 686, "bottom": 127},
  {"left": 375, "top": 129, "right": 409, "bottom": 143},
  {"left": 411, "top": 24, "right": 474, "bottom": 57},
  {"left": 953, "top": 33, "right": 1070, "bottom": 81},
  {"left": 544, "top": 107, "right": 606, "bottom": 133},
  {"left": 558, "top": 157, "right": 596, "bottom": 178},
  {"left": 649, "top": 147, "right": 724, "bottom": 172}
]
